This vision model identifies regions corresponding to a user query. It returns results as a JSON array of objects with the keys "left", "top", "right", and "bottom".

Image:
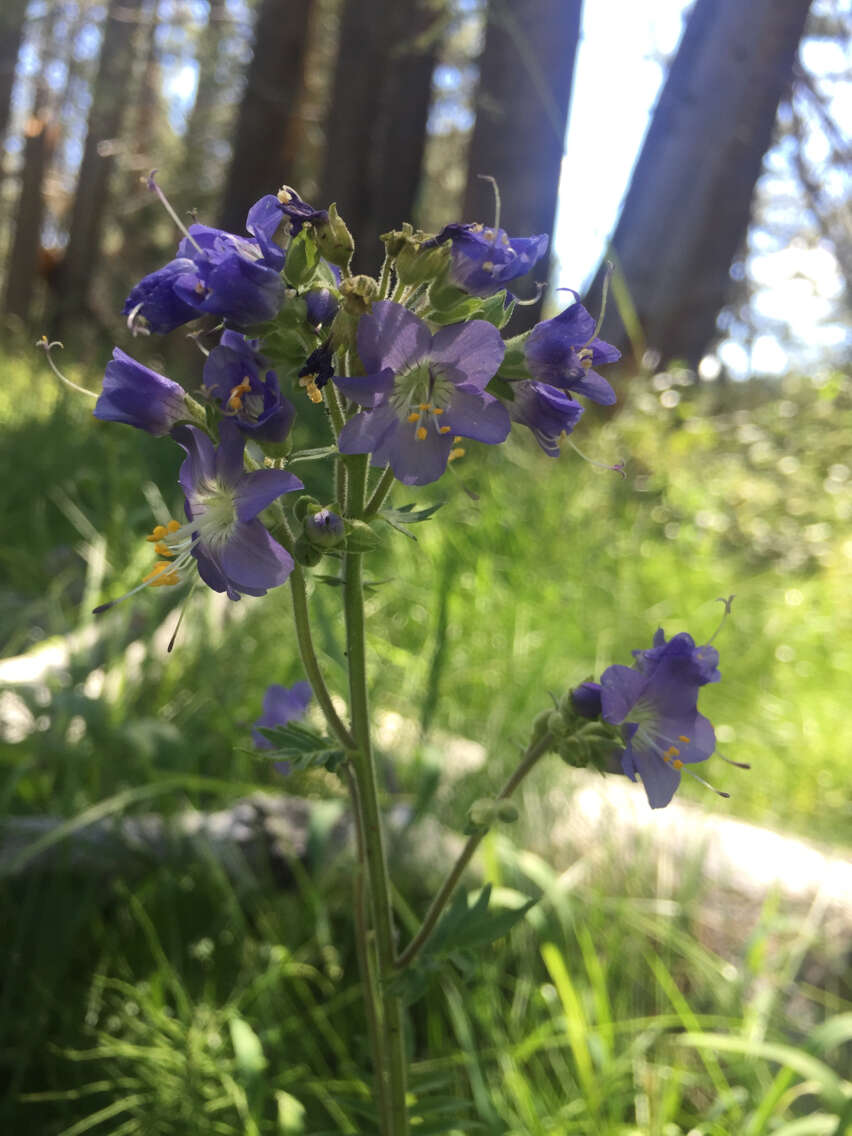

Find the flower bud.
[
  {"left": 383, "top": 223, "right": 450, "bottom": 287},
  {"left": 530, "top": 708, "right": 552, "bottom": 741},
  {"left": 340, "top": 274, "right": 379, "bottom": 318},
  {"left": 468, "top": 798, "right": 497, "bottom": 829},
  {"left": 304, "top": 507, "right": 345, "bottom": 549},
  {"left": 313, "top": 203, "right": 355, "bottom": 269},
  {"left": 294, "top": 495, "right": 321, "bottom": 521},
  {"left": 547, "top": 710, "right": 567, "bottom": 739},
  {"left": 495, "top": 800, "right": 519, "bottom": 824},
  {"left": 569, "top": 681, "right": 603, "bottom": 720}
]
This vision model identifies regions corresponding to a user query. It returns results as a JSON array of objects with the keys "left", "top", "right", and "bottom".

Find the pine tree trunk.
[
  {"left": 218, "top": 0, "right": 312, "bottom": 234},
  {"left": 589, "top": 0, "right": 814, "bottom": 368},
  {"left": 181, "top": 0, "right": 228, "bottom": 212},
  {"left": 0, "top": 0, "right": 29, "bottom": 150},
  {"left": 53, "top": 0, "right": 144, "bottom": 331},
  {"left": 462, "top": 0, "right": 582, "bottom": 326},
  {"left": 319, "top": 0, "right": 441, "bottom": 271}
]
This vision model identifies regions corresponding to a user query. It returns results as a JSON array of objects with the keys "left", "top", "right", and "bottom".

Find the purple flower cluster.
[{"left": 203, "top": 331, "right": 295, "bottom": 443}]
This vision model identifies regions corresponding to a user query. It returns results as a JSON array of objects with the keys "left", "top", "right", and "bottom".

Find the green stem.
[
  {"left": 288, "top": 564, "right": 355, "bottom": 753},
  {"left": 364, "top": 466, "right": 395, "bottom": 518},
  {"left": 394, "top": 730, "right": 555, "bottom": 972},
  {"left": 341, "top": 762, "right": 391, "bottom": 1130},
  {"left": 343, "top": 455, "right": 409, "bottom": 1135}
]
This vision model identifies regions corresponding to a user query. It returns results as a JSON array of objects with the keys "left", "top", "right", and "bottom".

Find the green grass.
[{"left": 1, "top": 343, "right": 851, "bottom": 1133}]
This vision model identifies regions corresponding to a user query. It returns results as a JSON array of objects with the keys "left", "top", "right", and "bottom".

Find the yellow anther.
[
  {"left": 678, "top": 735, "right": 691, "bottom": 743},
  {"left": 418, "top": 402, "right": 431, "bottom": 411},
  {"left": 153, "top": 541, "right": 175, "bottom": 558},
  {"left": 439, "top": 425, "right": 451, "bottom": 434},
  {"left": 277, "top": 187, "right": 292, "bottom": 204},
  {"left": 448, "top": 447, "right": 465, "bottom": 462},
  {"left": 146, "top": 525, "right": 167, "bottom": 542},
  {"left": 298, "top": 375, "right": 323, "bottom": 403},
  {"left": 500, "top": 232, "right": 509, "bottom": 246},
  {"left": 433, "top": 407, "right": 444, "bottom": 415},
  {"left": 481, "top": 260, "right": 494, "bottom": 271},
  {"left": 453, "top": 435, "right": 463, "bottom": 443},
  {"left": 672, "top": 759, "right": 684, "bottom": 771},
  {"left": 166, "top": 519, "right": 181, "bottom": 533},
  {"left": 407, "top": 411, "right": 420, "bottom": 423},
  {"left": 227, "top": 376, "right": 252, "bottom": 411},
  {"left": 144, "top": 562, "right": 180, "bottom": 587},
  {"left": 416, "top": 426, "right": 428, "bottom": 441},
  {"left": 663, "top": 746, "right": 680, "bottom": 759}
]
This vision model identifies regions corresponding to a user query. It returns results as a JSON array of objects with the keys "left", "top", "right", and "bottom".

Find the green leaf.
[
  {"left": 479, "top": 290, "right": 515, "bottom": 329},
  {"left": 255, "top": 722, "right": 346, "bottom": 772},
  {"left": 276, "top": 1091, "right": 306, "bottom": 1134},
  {"left": 229, "top": 1016, "right": 267, "bottom": 1079},
  {"left": 379, "top": 501, "right": 443, "bottom": 540}
]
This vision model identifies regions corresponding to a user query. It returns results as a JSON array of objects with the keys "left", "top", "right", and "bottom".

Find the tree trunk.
[
  {"left": 462, "top": 0, "right": 582, "bottom": 327},
  {"left": 0, "top": 0, "right": 29, "bottom": 150},
  {"left": 53, "top": 0, "right": 144, "bottom": 331},
  {"left": 588, "top": 0, "right": 814, "bottom": 368},
  {"left": 181, "top": 0, "right": 228, "bottom": 213},
  {"left": 318, "top": 0, "right": 441, "bottom": 272},
  {"left": 218, "top": 0, "right": 312, "bottom": 234}
]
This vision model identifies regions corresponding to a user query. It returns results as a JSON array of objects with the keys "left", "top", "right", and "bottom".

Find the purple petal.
[
  {"left": 220, "top": 521, "right": 294, "bottom": 595},
  {"left": 376, "top": 423, "right": 453, "bottom": 486},
  {"left": 623, "top": 742, "right": 682, "bottom": 809},
  {"left": 252, "top": 680, "right": 312, "bottom": 748},
  {"left": 441, "top": 385, "right": 511, "bottom": 444},
  {"left": 333, "top": 369, "right": 395, "bottom": 408},
  {"left": 565, "top": 369, "right": 616, "bottom": 406},
  {"left": 214, "top": 418, "right": 247, "bottom": 487},
  {"left": 173, "top": 426, "right": 217, "bottom": 500},
  {"left": 245, "top": 195, "right": 286, "bottom": 270},
  {"left": 429, "top": 320, "right": 506, "bottom": 390},
  {"left": 600, "top": 664, "right": 646, "bottom": 725},
  {"left": 357, "top": 301, "right": 430, "bottom": 374},
  {"left": 337, "top": 404, "right": 399, "bottom": 456},
  {"left": 234, "top": 468, "right": 303, "bottom": 522}
]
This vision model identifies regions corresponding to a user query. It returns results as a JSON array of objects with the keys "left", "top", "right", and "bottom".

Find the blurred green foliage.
[{"left": 1, "top": 345, "right": 850, "bottom": 1132}]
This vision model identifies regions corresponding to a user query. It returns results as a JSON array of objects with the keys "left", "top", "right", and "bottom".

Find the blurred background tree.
[{"left": 0, "top": 0, "right": 846, "bottom": 369}]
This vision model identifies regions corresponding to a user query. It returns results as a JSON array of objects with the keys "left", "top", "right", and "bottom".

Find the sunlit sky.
[{"left": 554, "top": 0, "right": 849, "bottom": 377}]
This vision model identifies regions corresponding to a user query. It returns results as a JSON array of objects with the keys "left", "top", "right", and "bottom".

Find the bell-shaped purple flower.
[
  {"left": 203, "top": 330, "right": 295, "bottom": 443},
  {"left": 252, "top": 681, "right": 312, "bottom": 749},
  {"left": 600, "top": 633, "right": 718, "bottom": 809},
  {"left": 508, "top": 380, "right": 584, "bottom": 457},
  {"left": 124, "top": 203, "right": 286, "bottom": 334},
  {"left": 633, "top": 629, "right": 721, "bottom": 686},
  {"left": 94, "top": 348, "right": 189, "bottom": 436},
  {"left": 428, "top": 222, "right": 548, "bottom": 298},
  {"left": 166, "top": 420, "right": 302, "bottom": 600},
  {"left": 333, "top": 301, "right": 509, "bottom": 486},
  {"left": 524, "top": 299, "right": 621, "bottom": 405}
]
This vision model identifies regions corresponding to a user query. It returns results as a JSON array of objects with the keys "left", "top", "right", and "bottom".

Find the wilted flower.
[
  {"left": 333, "top": 301, "right": 509, "bottom": 485},
  {"left": 203, "top": 331, "right": 294, "bottom": 443},
  {"left": 428, "top": 222, "right": 548, "bottom": 297},
  {"left": 524, "top": 299, "right": 620, "bottom": 405},
  {"left": 94, "top": 348, "right": 191, "bottom": 435}
]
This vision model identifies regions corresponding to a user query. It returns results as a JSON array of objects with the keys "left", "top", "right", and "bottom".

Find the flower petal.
[
  {"left": 337, "top": 404, "right": 399, "bottom": 456},
  {"left": 430, "top": 320, "right": 506, "bottom": 390},
  {"left": 234, "top": 468, "right": 303, "bottom": 522},
  {"left": 173, "top": 426, "right": 217, "bottom": 501},
  {"left": 600, "top": 664, "right": 646, "bottom": 724},
  {"left": 357, "top": 301, "right": 430, "bottom": 374},
  {"left": 333, "top": 368, "right": 395, "bottom": 408},
  {"left": 220, "top": 521, "right": 294, "bottom": 595},
  {"left": 623, "top": 742, "right": 682, "bottom": 809},
  {"left": 441, "top": 385, "right": 511, "bottom": 444},
  {"left": 377, "top": 423, "right": 453, "bottom": 485}
]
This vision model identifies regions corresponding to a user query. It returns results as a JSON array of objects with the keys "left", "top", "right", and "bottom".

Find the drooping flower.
[
  {"left": 632, "top": 628, "right": 721, "bottom": 685},
  {"left": 333, "top": 301, "right": 509, "bottom": 486},
  {"left": 507, "top": 380, "right": 584, "bottom": 457},
  {"left": 599, "top": 632, "right": 720, "bottom": 808},
  {"left": 524, "top": 298, "right": 621, "bottom": 405},
  {"left": 124, "top": 209, "right": 286, "bottom": 334},
  {"left": 94, "top": 348, "right": 191, "bottom": 435},
  {"left": 203, "top": 331, "right": 295, "bottom": 443},
  {"left": 427, "top": 222, "right": 548, "bottom": 297},
  {"left": 252, "top": 681, "right": 312, "bottom": 749}
]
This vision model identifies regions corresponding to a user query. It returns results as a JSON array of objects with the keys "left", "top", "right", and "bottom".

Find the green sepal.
[
  {"left": 485, "top": 376, "right": 515, "bottom": 402},
  {"left": 293, "top": 534, "right": 323, "bottom": 566},
  {"left": 254, "top": 721, "right": 346, "bottom": 773},
  {"left": 427, "top": 272, "right": 471, "bottom": 313},
  {"left": 495, "top": 340, "right": 531, "bottom": 381},
  {"left": 256, "top": 298, "right": 317, "bottom": 385},
  {"left": 478, "top": 290, "right": 516, "bottom": 329},
  {"left": 283, "top": 228, "right": 320, "bottom": 288}
]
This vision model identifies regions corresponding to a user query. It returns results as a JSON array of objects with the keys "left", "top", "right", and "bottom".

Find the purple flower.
[
  {"left": 633, "top": 628, "right": 721, "bottom": 686},
  {"left": 333, "top": 301, "right": 509, "bottom": 486},
  {"left": 428, "top": 222, "right": 548, "bottom": 297},
  {"left": 570, "top": 681, "right": 602, "bottom": 720},
  {"left": 304, "top": 284, "right": 339, "bottom": 329},
  {"left": 600, "top": 633, "right": 718, "bottom": 808},
  {"left": 94, "top": 348, "right": 188, "bottom": 435},
  {"left": 252, "top": 681, "right": 312, "bottom": 751},
  {"left": 271, "top": 187, "right": 329, "bottom": 236},
  {"left": 508, "top": 380, "right": 584, "bottom": 457},
  {"left": 203, "top": 331, "right": 295, "bottom": 443},
  {"left": 524, "top": 299, "right": 621, "bottom": 405},
  {"left": 160, "top": 420, "right": 302, "bottom": 600},
  {"left": 124, "top": 209, "right": 286, "bottom": 334}
]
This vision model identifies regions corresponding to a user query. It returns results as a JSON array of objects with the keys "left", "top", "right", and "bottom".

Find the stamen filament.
[{"left": 36, "top": 338, "right": 97, "bottom": 401}]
